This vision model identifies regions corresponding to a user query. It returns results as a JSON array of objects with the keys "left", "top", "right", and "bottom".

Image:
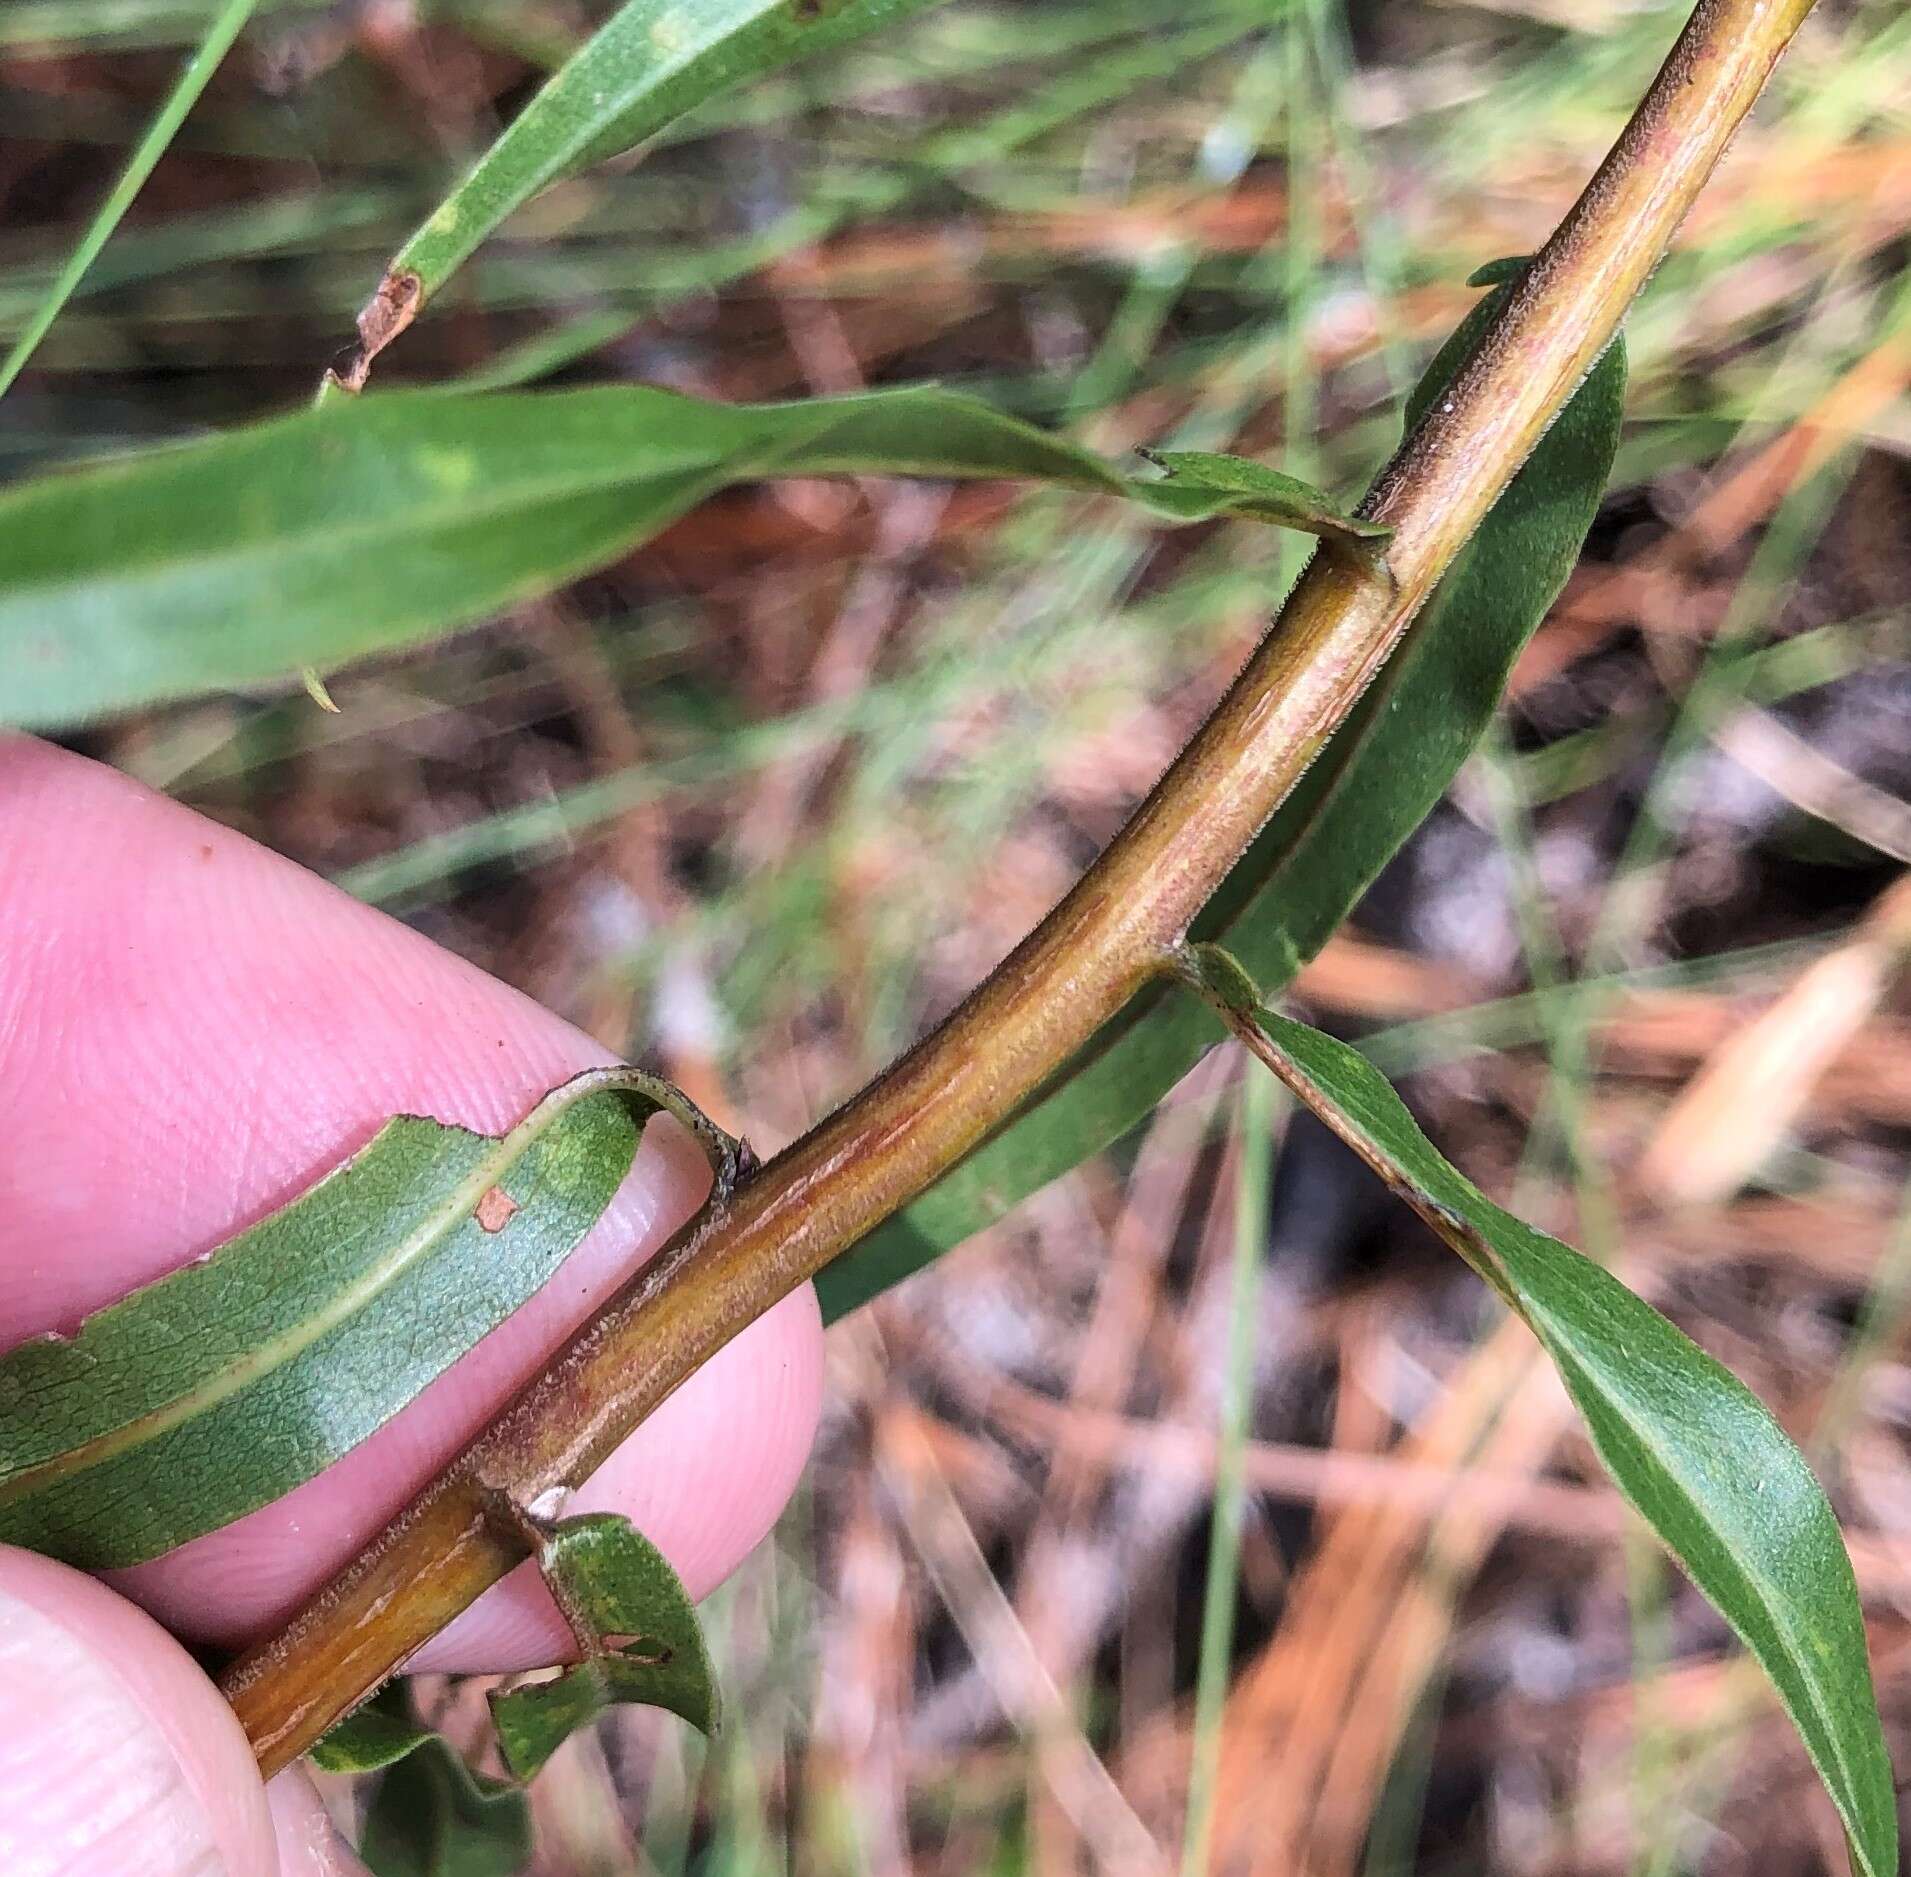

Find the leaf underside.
[
  {"left": 0, "top": 1067, "right": 735, "bottom": 1568},
  {"left": 313, "top": 1511, "right": 718, "bottom": 1860},
  {"left": 489, "top": 1512, "right": 720, "bottom": 1780},
  {"left": 1174, "top": 954, "right": 1896, "bottom": 1877},
  {"left": 312, "top": 1691, "right": 532, "bottom": 1877}
]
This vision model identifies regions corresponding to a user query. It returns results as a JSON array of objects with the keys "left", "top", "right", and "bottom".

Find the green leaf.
[
  {"left": 1136, "top": 448, "right": 1390, "bottom": 553},
  {"left": 355, "top": 0, "right": 954, "bottom": 370},
  {"left": 0, "top": 0, "right": 268, "bottom": 403},
  {"left": 310, "top": 1686, "right": 532, "bottom": 1877},
  {"left": 362, "top": 1738, "right": 531, "bottom": 1877},
  {"left": 489, "top": 1512, "right": 720, "bottom": 1780},
  {"left": 817, "top": 267, "right": 1627, "bottom": 1319},
  {"left": 0, "top": 383, "right": 1369, "bottom": 731},
  {"left": 310, "top": 1702, "right": 444, "bottom": 1775},
  {"left": 0, "top": 388, "right": 803, "bottom": 729},
  {"left": 713, "top": 388, "right": 1384, "bottom": 547},
  {"left": 0, "top": 1067, "right": 739, "bottom": 1568},
  {"left": 1172, "top": 948, "right": 1897, "bottom": 1877},
  {"left": 314, "top": 1514, "right": 716, "bottom": 1805},
  {"left": 357, "top": 1740, "right": 530, "bottom": 1877}
]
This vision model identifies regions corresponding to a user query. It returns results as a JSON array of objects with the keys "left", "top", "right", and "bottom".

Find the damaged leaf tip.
[{"left": 328, "top": 270, "right": 424, "bottom": 395}]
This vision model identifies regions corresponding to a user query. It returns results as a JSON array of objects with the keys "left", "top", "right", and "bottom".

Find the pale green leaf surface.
[
  {"left": 0, "top": 1068, "right": 713, "bottom": 1567},
  {"left": 489, "top": 1512, "right": 720, "bottom": 1779},
  {"left": 0, "top": 387, "right": 808, "bottom": 728},
  {"left": 817, "top": 270, "right": 1627, "bottom": 1318},
  {"left": 0, "top": 383, "right": 1370, "bottom": 730},
  {"left": 1180, "top": 967, "right": 1896, "bottom": 1877}
]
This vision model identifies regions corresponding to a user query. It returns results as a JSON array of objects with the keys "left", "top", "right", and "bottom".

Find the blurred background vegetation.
[{"left": 4, "top": 0, "right": 1909, "bottom": 1869}]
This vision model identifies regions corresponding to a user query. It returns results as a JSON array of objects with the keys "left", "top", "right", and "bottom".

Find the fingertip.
[
  {"left": 2, "top": 738, "right": 828, "bottom": 1673},
  {"left": 0, "top": 1545, "right": 275, "bottom": 1877},
  {"left": 267, "top": 1769, "right": 372, "bottom": 1877}
]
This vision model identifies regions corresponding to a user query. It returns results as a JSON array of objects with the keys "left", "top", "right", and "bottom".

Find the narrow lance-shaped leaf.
[
  {"left": 0, "top": 387, "right": 822, "bottom": 730},
  {"left": 1174, "top": 942, "right": 1898, "bottom": 1877},
  {"left": 0, "top": 1066, "right": 742, "bottom": 1568},
  {"left": 340, "top": 0, "right": 957, "bottom": 383},
  {"left": 818, "top": 264, "right": 1627, "bottom": 1318},
  {"left": 488, "top": 1512, "right": 721, "bottom": 1780},
  {"left": 442, "top": 12, "right": 1258, "bottom": 395},
  {"left": 0, "top": 382, "right": 1375, "bottom": 731},
  {"left": 759, "top": 387, "right": 1382, "bottom": 548}
]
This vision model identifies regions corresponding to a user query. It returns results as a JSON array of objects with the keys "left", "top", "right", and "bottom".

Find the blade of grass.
[
  {"left": 1814, "top": 1177, "right": 1911, "bottom": 1456},
  {"left": 1180, "top": 1067, "right": 1276, "bottom": 1877},
  {"left": 0, "top": 0, "right": 268, "bottom": 402}
]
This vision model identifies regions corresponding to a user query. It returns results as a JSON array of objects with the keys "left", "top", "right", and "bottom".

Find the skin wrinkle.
[
  {"left": 0, "top": 1666, "right": 208, "bottom": 1877},
  {"left": 265, "top": 1769, "right": 369, "bottom": 1877},
  {"left": 0, "top": 1550, "right": 276, "bottom": 1877}
]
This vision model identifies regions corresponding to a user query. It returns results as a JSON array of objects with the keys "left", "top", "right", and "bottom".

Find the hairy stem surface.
[{"left": 224, "top": 0, "right": 1817, "bottom": 1774}]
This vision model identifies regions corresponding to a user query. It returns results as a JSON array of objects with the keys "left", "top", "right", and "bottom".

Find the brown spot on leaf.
[
  {"left": 605, "top": 1633, "right": 670, "bottom": 1665},
  {"left": 327, "top": 268, "right": 424, "bottom": 393},
  {"left": 476, "top": 1186, "right": 520, "bottom": 1234}
]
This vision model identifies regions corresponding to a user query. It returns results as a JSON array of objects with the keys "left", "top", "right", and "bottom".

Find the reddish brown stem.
[{"left": 224, "top": 0, "right": 1818, "bottom": 1776}]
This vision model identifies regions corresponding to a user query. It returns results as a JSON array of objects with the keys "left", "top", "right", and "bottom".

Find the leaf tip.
[{"left": 299, "top": 667, "right": 341, "bottom": 713}]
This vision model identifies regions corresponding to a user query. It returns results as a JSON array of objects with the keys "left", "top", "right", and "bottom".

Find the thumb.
[{"left": 0, "top": 1543, "right": 362, "bottom": 1876}]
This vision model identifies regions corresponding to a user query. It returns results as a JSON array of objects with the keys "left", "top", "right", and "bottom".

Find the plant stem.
[{"left": 222, "top": 0, "right": 1819, "bottom": 1776}]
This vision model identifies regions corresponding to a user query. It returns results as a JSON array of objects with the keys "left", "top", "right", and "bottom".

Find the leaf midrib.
[
  {"left": 1263, "top": 1016, "right": 1876, "bottom": 1861},
  {"left": 0, "top": 441, "right": 733, "bottom": 603},
  {"left": 6, "top": 386, "right": 1122, "bottom": 606},
  {"left": 0, "top": 1079, "right": 637, "bottom": 1503},
  {"left": 1539, "top": 1324, "right": 1875, "bottom": 1857}
]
